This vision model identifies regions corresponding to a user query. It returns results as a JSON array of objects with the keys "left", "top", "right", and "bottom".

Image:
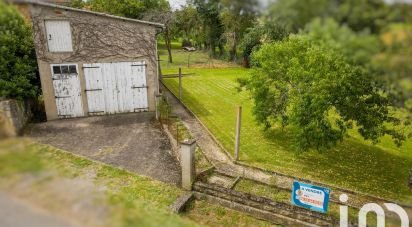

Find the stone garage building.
[{"left": 13, "top": 0, "right": 164, "bottom": 120}]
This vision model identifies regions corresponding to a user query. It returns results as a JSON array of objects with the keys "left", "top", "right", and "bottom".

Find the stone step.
[
  {"left": 193, "top": 182, "right": 335, "bottom": 226},
  {"left": 170, "top": 193, "right": 194, "bottom": 213}
]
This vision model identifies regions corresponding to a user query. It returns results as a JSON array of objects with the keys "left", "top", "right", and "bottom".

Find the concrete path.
[
  {"left": 0, "top": 192, "right": 77, "bottom": 227},
  {"left": 28, "top": 112, "right": 181, "bottom": 185}
]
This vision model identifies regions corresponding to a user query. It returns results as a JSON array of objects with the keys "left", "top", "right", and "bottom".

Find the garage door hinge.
[
  {"left": 132, "top": 86, "right": 148, "bottom": 89},
  {"left": 85, "top": 89, "right": 103, "bottom": 92},
  {"left": 131, "top": 64, "right": 147, "bottom": 67},
  {"left": 83, "top": 66, "right": 100, "bottom": 69}
]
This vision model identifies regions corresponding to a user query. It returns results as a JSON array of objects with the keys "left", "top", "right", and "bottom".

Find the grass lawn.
[
  {"left": 162, "top": 67, "right": 412, "bottom": 203},
  {"left": 158, "top": 41, "right": 238, "bottom": 70},
  {"left": 0, "top": 138, "right": 270, "bottom": 226}
]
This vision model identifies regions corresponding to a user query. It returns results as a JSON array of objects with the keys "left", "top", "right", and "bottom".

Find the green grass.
[
  {"left": 162, "top": 67, "right": 412, "bottom": 203},
  {"left": 234, "top": 179, "right": 398, "bottom": 225},
  {"left": 158, "top": 42, "right": 238, "bottom": 70},
  {"left": 184, "top": 200, "right": 274, "bottom": 227},
  {"left": 0, "top": 138, "right": 195, "bottom": 227},
  {"left": 0, "top": 138, "right": 270, "bottom": 226}
]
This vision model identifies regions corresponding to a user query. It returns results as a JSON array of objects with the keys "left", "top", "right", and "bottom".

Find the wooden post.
[
  {"left": 234, "top": 106, "right": 242, "bottom": 161},
  {"left": 188, "top": 53, "right": 191, "bottom": 68},
  {"left": 179, "top": 67, "right": 182, "bottom": 101}
]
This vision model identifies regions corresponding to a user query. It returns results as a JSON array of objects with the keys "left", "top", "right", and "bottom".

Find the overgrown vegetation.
[{"left": 0, "top": 1, "right": 39, "bottom": 100}]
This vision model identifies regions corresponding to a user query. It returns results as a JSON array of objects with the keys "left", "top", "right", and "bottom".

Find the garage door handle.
[{"left": 132, "top": 86, "right": 148, "bottom": 89}]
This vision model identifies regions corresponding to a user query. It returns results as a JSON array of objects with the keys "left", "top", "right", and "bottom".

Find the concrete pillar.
[{"left": 180, "top": 139, "right": 196, "bottom": 190}]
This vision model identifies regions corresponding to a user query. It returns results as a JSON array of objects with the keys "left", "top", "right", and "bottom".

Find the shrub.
[{"left": 0, "top": 2, "right": 39, "bottom": 100}]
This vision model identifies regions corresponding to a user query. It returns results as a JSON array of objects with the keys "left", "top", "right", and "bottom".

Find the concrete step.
[{"left": 193, "top": 182, "right": 336, "bottom": 226}]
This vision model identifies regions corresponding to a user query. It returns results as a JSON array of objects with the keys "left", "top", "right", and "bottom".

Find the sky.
[{"left": 168, "top": 0, "right": 412, "bottom": 10}]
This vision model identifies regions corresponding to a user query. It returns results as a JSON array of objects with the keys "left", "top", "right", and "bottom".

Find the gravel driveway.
[{"left": 27, "top": 113, "right": 181, "bottom": 185}]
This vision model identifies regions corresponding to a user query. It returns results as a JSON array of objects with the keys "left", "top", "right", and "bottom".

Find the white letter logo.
[{"left": 339, "top": 194, "right": 409, "bottom": 227}]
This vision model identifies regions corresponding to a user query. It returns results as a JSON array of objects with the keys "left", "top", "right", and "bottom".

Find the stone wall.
[
  {"left": 25, "top": 3, "right": 160, "bottom": 120},
  {"left": 0, "top": 99, "right": 31, "bottom": 138}
]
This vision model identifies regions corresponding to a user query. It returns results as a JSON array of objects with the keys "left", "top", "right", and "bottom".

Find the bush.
[{"left": 0, "top": 2, "right": 39, "bottom": 100}]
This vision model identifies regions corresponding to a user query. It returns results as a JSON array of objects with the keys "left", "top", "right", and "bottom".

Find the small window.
[
  {"left": 61, "top": 66, "right": 69, "bottom": 74},
  {"left": 51, "top": 64, "right": 78, "bottom": 78},
  {"left": 69, "top": 65, "right": 77, "bottom": 74},
  {"left": 53, "top": 66, "right": 61, "bottom": 74}
]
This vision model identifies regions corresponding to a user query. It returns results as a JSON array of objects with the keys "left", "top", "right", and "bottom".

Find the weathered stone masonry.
[{"left": 15, "top": 1, "right": 163, "bottom": 120}]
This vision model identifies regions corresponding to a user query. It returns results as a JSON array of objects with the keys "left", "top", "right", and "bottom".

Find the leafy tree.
[
  {"left": 239, "top": 23, "right": 288, "bottom": 67},
  {"left": 265, "top": 0, "right": 393, "bottom": 34},
  {"left": 265, "top": 0, "right": 335, "bottom": 33},
  {"left": 193, "top": 0, "right": 225, "bottom": 57},
  {"left": 0, "top": 1, "right": 39, "bottom": 100},
  {"left": 220, "top": 0, "right": 258, "bottom": 61},
  {"left": 375, "top": 24, "right": 412, "bottom": 108},
  {"left": 242, "top": 36, "right": 404, "bottom": 150},
  {"left": 76, "top": 0, "right": 169, "bottom": 19},
  {"left": 336, "top": 0, "right": 392, "bottom": 33},
  {"left": 174, "top": 4, "right": 201, "bottom": 46},
  {"left": 303, "top": 18, "right": 382, "bottom": 66},
  {"left": 142, "top": 7, "right": 175, "bottom": 63},
  {"left": 70, "top": 0, "right": 85, "bottom": 8}
]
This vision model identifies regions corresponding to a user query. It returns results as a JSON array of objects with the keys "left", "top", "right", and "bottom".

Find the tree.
[
  {"left": 174, "top": 4, "right": 201, "bottom": 47},
  {"left": 142, "top": 7, "right": 175, "bottom": 63},
  {"left": 336, "top": 0, "right": 392, "bottom": 34},
  {"left": 0, "top": 2, "right": 39, "bottom": 100},
  {"left": 242, "top": 36, "right": 404, "bottom": 150},
  {"left": 75, "top": 0, "right": 169, "bottom": 19},
  {"left": 375, "top": 25, "right": 412, "bottom": 108},
  {"left": 239, "top": 23, "right": 288, "bottom": 67},
  {"left": 303, "top": 18, "right": 382, "bottom": 66},
  {"left": 220, "top": 0, "right": 258, "bottom": 61},
  {"left": 265, "top": 0, "right": 335, "bottom": 33},
  {"left": 193, "top": 0, "right": 225, "bottom": 57}
]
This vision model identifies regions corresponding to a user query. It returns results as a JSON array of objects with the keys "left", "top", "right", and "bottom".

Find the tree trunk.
[
  {"left": 164, "top": 28, "right": 173, "bottom": 64},
  {"left": 218, "top": 43, "right": 224, "bottom": 57}
]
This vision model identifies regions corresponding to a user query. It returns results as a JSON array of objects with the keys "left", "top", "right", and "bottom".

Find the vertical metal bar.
[
  {"left": 235, "top": 106, "right": 242, "bottom": 161},
  {"left": 179, "top": 67, "right": 182, "bottom": 102}
]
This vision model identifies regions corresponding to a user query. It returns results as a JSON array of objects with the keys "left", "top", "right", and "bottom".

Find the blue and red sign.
[{"left": 291, "top": 181, "right": 330, "bottom": 213}]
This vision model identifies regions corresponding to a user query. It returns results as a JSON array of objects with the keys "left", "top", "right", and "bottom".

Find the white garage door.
[
  {"left": 51, "top": 64, "right": 84, "bottom": 118},
  {"left": 83, "top": 61, "right": 148, "bottom": 115}
]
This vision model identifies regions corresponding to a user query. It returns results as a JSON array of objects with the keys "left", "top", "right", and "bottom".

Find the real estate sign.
[{"left": 291, "top": 181, "right": 330, "bottom": 213}]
